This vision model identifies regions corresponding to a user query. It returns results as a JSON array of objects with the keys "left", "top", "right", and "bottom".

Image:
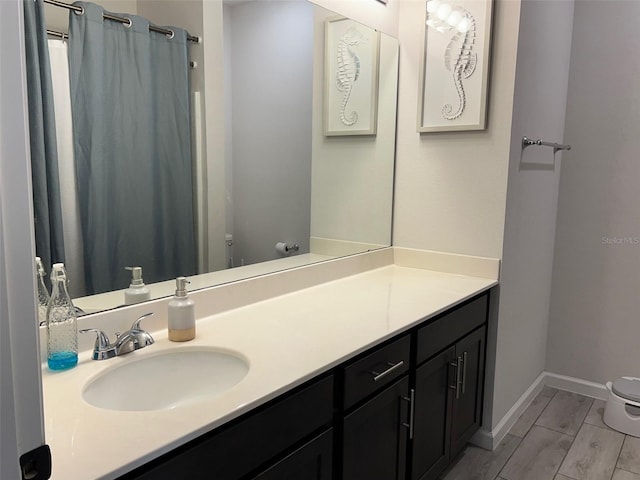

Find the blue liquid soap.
[
  {"left": 48, "top": 351, "right": 78, "bottom": 371},
  {"left": 46, "top": 264, "right": 78, "bottom": 371}
]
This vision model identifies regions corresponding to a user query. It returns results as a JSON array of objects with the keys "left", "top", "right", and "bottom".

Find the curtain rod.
[
  {"left": 45, "top": 27, "right": 199, "bottom": 69},
  {"left": 43, "top": 0, "right": 201, "bottom": 43},
  {"left": 47, "top": 28, "right": 68, "bottom": 39}
]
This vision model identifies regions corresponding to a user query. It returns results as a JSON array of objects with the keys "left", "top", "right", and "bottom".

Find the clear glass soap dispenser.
[
  {"left": 47, "top": 263, "right": 78, "bottom": 370},
  {"left": 35, "top": 256, "right": 50, "bottom": 327}
]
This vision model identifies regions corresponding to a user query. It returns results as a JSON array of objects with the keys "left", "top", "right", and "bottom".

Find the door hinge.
[{"left": 19, "top": 444, "right": 51, "bottom": 480}]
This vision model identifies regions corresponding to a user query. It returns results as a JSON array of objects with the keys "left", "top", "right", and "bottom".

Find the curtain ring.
[
  {"left": 73, "top": 5, "right": 84, "bottom": 16},
  {"left": 166, "top": 29, "right": 175, "bottom": 39},
  {"left": 123, "top": 17, "right": 132, "bottom": 28}
]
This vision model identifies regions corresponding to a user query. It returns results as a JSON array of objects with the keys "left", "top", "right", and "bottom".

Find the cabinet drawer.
[
  {"left": 417, "top": 294, "right": 488, "bottom": 365},
  {"left": 253, "top": 428, "right": 333, "bottom": 480},
  {"left": 124, "top": 375, "right": 334, "bottom": 480},
  {"left": 343, "top": 335, "right": 410, "bottom": 409}
]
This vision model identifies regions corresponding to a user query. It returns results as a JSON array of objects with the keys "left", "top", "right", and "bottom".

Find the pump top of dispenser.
[
  {"left": 175, "top": 277, "right": 190, "bottom": 297},
  {"left": 35, "top": 256, "right": 46, "bottom": 277},
  {"left": 51, "top": 263, "right": 67, "bottom": 280},
  {"left": 125, "top": 266, "right": 145, "bottom": 285},
  {"left": 124, "top": 266, "right": 150, "bottom": 305}
]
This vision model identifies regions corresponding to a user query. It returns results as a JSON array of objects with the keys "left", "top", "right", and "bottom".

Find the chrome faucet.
[{"left": 80, "top": 313, "right": 155, "bottom": 360}]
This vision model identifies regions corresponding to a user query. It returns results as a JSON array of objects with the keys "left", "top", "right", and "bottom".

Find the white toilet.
[{"left": 603, "top": 376, "right": 640, "bottom": 437}]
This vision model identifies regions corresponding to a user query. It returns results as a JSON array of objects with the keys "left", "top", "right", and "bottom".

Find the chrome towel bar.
[{"left": 522, "top": 136, "right": 571, "bottom": 153}]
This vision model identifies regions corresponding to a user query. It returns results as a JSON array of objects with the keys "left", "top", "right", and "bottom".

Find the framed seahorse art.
[
  {"left": 417, "top": 0, "right": 494, "bottom": 133},
  {"left": 324, "top": 16, "right": 380, "bottom": 136}
]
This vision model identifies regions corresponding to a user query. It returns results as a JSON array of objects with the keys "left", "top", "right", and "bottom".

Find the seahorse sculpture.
[
  {"left": 335, "top": 26, "right": 365, "bottom": 127},
  {"left": 425, "top": 3, "right": 477, "bottom": 121},
  {"left": 442, "top": 11, "right": 477, "bottom": 120}
]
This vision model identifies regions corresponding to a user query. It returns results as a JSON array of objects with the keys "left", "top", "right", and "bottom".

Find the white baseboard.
[
  {"left": 544, "top": 372, "right": 608, "bottom": 400},
  {"left": 470, "top": 372, "right": 546, "bottom": 450},
  {"left": 471, "top": 371, "right": 607, "bottom": 450}
]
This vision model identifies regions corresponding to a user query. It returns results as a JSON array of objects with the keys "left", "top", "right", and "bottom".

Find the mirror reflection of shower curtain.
[
  {"left": 47, "top": 39, "right": 86, "bottom": 298},
  {"left": 68, "top": 1, "right": 196, "bottom": 295},
  {"left": 24, "top": 0, "right": 65, "bottom": 279}
]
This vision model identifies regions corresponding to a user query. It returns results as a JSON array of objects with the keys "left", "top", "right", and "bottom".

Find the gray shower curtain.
[
  {"left": 24, "top": 0, "right": 66, "bottom": 277},
  {"left": 68, "top": 1, "right": 196, "bottom": 295}
]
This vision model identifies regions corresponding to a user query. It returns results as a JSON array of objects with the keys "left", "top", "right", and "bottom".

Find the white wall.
[
  {"left": 547, "top": 0, "right": 640, "bottom": 384},
  {"left": 492, "top": 0, "right": 574, "bottom": 430},
  {"left": 309, "top": 7, "right": 397, "bottom": 249},
  {"left": 227, "top": 1, "right": 314, "bottom": 267},
  {"left": 392, "top": 0, "right": 520, "bottom": 261},
  {"left": 223, "top": 4, "right": 234, "bottom": 258}
]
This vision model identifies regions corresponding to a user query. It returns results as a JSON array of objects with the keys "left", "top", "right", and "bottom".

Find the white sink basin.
[{"left": 83, "top": 348, "right": 249, "bottom": 411}]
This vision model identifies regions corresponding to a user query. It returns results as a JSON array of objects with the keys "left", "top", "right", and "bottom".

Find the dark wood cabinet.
[
  {"left": 411, "top": 346, "right": 456, "bottom": 480},
  {"left": 449, "top": 326, "right": 486, "bottom": 458},
  {"left": 253, "top": 429, "right": 333, "bottom": 480},
  {"left": 343, "top": 335, "right": 411, "bottom": 410},
  {"left": 121, "top": 375, "right": 334, "bottom": 480},
  {"left": 119, "top": 291, "right": 491, "bottom": 480},
  {"left": 342, "top": 376, "right": 410, "bottom": 480},
  {"left": 411, "top": 293, "right": 488, "bottom": 480}
]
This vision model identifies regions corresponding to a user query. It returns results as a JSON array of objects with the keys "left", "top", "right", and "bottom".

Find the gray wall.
[
  {"left": 227, "top": 1, "right": 313, "bottom": 267},
  {"left": 1, "top": 0, "right": 47, "bottom": 472},
  {"left": 491, "top": 0, "right": 574, "bottom": 430},
  {"left": 547, "top": 0, "right": 640, "bottom": 383}
]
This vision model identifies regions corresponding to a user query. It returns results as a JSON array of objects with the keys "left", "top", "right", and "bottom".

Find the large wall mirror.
[{"left": 35, "top": 0, "right": 398, "bottom": 315}]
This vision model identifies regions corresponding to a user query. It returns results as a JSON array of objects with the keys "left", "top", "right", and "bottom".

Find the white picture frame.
[
  {"left": 417, "top": 0, "right": 494, "bottom": 133},
  {"left": 324, "top": 17, "right": 380, "bottom": 136}
]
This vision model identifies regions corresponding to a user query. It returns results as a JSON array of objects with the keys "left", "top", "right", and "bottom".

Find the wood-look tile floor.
[{"left": 440, "top": 387, "right": 640, "bottom": 480}]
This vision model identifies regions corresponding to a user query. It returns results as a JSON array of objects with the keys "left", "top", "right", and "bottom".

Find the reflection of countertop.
[
  {"left": 41, "top": 248, "right": 499, "bottom": 480},
  {"left": 72, "top": 253, "right": 335, "bottom": 314}
]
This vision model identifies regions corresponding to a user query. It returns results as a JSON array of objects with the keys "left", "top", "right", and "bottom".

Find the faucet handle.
[
  {"left": 131, "top": 312, "right": 154, "bottom": 330},
  {"left": 80, "top": 328, "right": 116, "bottom": 360}
]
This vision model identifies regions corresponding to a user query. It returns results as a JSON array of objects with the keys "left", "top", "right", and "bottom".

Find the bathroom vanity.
[
  {"left": 121, "top": 294, "right": 488, "bottom": 480},
  {"left": 40, "top": 248, "right": 498, "bottom": 480}
]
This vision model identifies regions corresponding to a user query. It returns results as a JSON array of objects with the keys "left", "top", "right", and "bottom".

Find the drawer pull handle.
[{"left": 370, "top": 360, "right": 404, "bottom": 382}]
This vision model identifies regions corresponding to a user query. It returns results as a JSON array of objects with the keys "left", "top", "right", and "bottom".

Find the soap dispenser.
[
  {"left": 47, "top": 263, "right": 78, "bottom": 370},
  {"left": 168, "top": 277, "right": 195, "bottom": 342},
  {"left": 124, "top": 266, "right": 151, "bottom": 305}
]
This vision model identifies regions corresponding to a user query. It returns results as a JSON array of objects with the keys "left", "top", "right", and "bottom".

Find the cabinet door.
[
  {"left": 411, "top": 346, "right": 456, "bottom": 480},
  {"left": 450, "top": 326, "right": 486, "bottom": 458},
  {"left": 343, "top": 376, "right": 409, "bottom": 480},
  {"left": 253, "top": 429, "right": 333, "bottom": 480}
]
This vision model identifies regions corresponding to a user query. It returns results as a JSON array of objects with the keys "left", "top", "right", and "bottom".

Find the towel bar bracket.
[{"left": 522, "top": 136, "right": 571, "bottom": 153}]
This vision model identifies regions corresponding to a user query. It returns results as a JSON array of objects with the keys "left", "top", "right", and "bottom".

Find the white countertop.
[{"left": 42, "top": 252, "right": 498, "bottom": 480}]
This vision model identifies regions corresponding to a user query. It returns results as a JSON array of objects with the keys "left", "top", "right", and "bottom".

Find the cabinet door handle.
[
  {"left": 461, "top": 351, "right": 468, "bottom": 395},
  {"left": 401, "top": 388, "right": 416, "bottom": 440},
  {"left": 453, "top": 356, "right": 463, "bottom": 399},
  {"left": 370, "top": 360, "right": 404, "bottom": 382},
  {"left": 448, "top": 360, "right": 459, "bottom": 396}
]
